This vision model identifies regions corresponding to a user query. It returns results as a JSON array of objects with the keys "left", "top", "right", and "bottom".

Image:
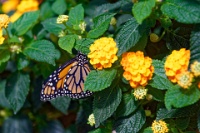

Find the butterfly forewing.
[{"left": 40, "top": 53, "right": 93, "bottom": 101}]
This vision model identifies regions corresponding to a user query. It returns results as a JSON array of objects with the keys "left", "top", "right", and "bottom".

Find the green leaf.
[
  {"left": 87, "top": 13, "right": 115, "bottom": 38},
  {"left": 23, "top": 40, "right": 60, "bottom": 66},
  {"left": 58, "top": 35, "right": 77, "bottom": 54},
  {"left": 116, "top": 93, "right": 138, "bottom": 118},
  {"left": 190, "top": 24, "right": 200, "bottom": 63},
  {"left": 50, "top": 96, "right": 71, "bottom": 114},
  {"left": 39, "top": 120, "right": 65, "bottom": 133},
  {"left": 156, "top": 102, "right": 199, "bottom": 119},
  {"left": 0, "top": 50, "right": 10, "bottom": 65},
  {"left": 0, "top": 62, "right": 7, "bottom": 73},
  {"left": 148, "top": 87, "right": 164, "bottom": 102},
  {"left": 0, "top": 80, "right": 11, "bottom": 109},
  {"left": 42, "top": 18, "right": 65, "bottom": 35},
  {"left": 143, "top": 127, "right": 153, "bottom": 133},
  {"left": 40, "top": 1, "right": 54, "bottom": 21},
  {"left": 52, "top": 0, "right": 67, "bottom": 15},
  {"left": 116, "top": 18, "right": 148, "bottom": 56},
  {"left": 114, "top": 108, "right": 146, "bottom": 133},
  {"left": 5, "top": 72, "right": 30, "bottom": 114},
  {"left": 165, "top": 86, "right": 200, "bottom": 110},
  {"left": 12, "top": 11, "right": 39, "bottom": 36},
  {"left": 88, "top": 128, "right": 111, "bottom": 133},
  {"left": 132, "top": 0, "right": 156, "bottom": 24},
  {"left": 2, "top": 116, "right": 32, "bottom": 133},
  {"left": 176, "top": 117, "right": 190, "bottom": 130},
  {"left": 17, "top": 54, "right": 29, "bottom": 70},
  {"left": 75, "top": 38, "right": 94, "bottom": 54},
  {"left": 149, "top": 60, "right": 174, "bottom": 90},
  {"left": 68, "top": 4, "right": 84, "bottom": 30},
  {"left": 93, "top": 86, "right": 122, "bottom": 127},
  {"left": 161, "top": 0, "right": 200, "bottom": 24},
  {"left": 84, "top": 69, "right": 117, "bottom": 92}
]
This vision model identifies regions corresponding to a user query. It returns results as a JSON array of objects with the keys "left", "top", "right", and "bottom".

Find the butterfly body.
[{"left": 40, "top": 52, "right": 93, "bottom": 101}]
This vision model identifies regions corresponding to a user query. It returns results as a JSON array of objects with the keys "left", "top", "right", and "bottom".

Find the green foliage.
[{"left": 0, "top": 0, "right": 200, "bottom": 132}]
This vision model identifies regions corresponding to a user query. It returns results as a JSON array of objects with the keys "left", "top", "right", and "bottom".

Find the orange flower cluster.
[
  {"left": 121, "top": 51, "right": 154, "bottom": 88},
  {"left": 8, "top": 0, "right": 39, "bottom": 22},
  {"left": 88, "top": 37, "right": 118, "bottom": 70}
]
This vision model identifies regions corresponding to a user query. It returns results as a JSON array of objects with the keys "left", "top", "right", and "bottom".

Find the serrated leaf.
[
  {"left": 12, "top": 11, "right": 39, "bottom": 36},
  {"left": 58, "top": 35, "right": 77, "bottom": 54},
  {"left": 23, "top": 40, "right": 60, "bottom": 66},
  {"left": 0, "top": 50, "right": 10, "bottom": 65},
  {"left": 42, "top": 18, "right": 65, "bottom": 35},
  {"left": 2, "top": 116, "right": 32, "bottom": 133},
  {"left": 39, "top": 120, "right": 65, "bottom": 133},
  {"left": 5, "top": 72, "right": 30, "bottom": 114},
  {"left": 40, "top": 1, "right": 54, "bottom": 20},
  {"left": 75, "top": 38, "right": 94, "bottom": 54},
  {"left": 116, "top": 18, "right": 148, "bottom": 56},
  {"left": 165, "top": 86, "right": 200, "bottom": 110},
  {"left": 17, "top": 54, "right": 29, "bottom": 70},
  {"left": 87, "top": 13, "right": 115, "bottom": 38},
  {"left": 0, "top": 80, "right": 11, "bottom": 109},
  {"left": 114, "top": 109, "right": 146, "bottom": 133},
  {"left": 84, "top": 69, "right": 117, "bottom": 92},
  {"left": 190, "top": 24, "right": 200, "bottom": 63},
  {"left": 68, "top": 4, "right": 84, "bottom": 30},
  {"left": 52, "top": 0, "right": 67, "bottom": 15},
  {"left": 50, "top": 96, "right": 71, "bottom": 114},
  {"left": 149, "top": 60, "right": 174, "bottom": 90},
  {"left": 132, "top": 0, "right": 156, "bottom": 24},
  {"left": 161, "top": 0, "right": 200, "bottom": 24},
  {"left": 93, "top": 86, "right": 122, "bottom": 127},
  {"left": 116, "top": 93, "right": 138, "bottom": 118},
  {"left": 156, "top": 102, "right": 199, "bottom": 119}
]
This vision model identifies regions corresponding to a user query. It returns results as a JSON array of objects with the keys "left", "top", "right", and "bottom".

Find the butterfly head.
[{"left": 76, "top": 52, "right": 88, "bottom": 65}]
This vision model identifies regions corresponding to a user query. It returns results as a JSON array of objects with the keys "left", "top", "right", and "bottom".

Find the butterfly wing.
[{"left": 40, "top": 53, "right": 93, "bottom": 101}]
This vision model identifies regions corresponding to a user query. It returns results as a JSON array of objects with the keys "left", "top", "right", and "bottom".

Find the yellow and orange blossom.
[
  {"left": 121, "top": 51, "right": 154, "bottom": 88},
  {"left": 88, "top": 37, "right": 118, "bottom": 70},
  {"left": 0, "top": 29, "right": 5, "bottom": 45},
  {"left": 0, "top": 14, "right": 10, "bottom": 29},
  {"left": 164, "top": 48, "right": 190, "bottom": 83},
  {"left": 2, "top": 0, "right": 20, "bottom": 13},
  {"left": 10, "top": 0, "right": 39, "bottom": 22},
  {"left": 152, "top": 120, "right": 169, "bottom": 133}
]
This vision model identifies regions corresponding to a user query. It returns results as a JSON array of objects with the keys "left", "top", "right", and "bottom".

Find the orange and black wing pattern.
[{"left": 40, "top": 52, "right": 93, "bottom": 101}]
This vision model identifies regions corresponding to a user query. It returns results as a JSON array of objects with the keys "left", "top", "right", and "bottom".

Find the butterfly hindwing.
[{"left": 40, "top": 53, "right": 93, "bottom": 101}]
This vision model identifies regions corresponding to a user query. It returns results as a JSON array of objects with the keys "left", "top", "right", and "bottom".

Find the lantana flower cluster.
[
  {"left": 88, "top": 37, "right": 118, "bottom": 70},
  {"left": 121, "top": 51, "right": 154, "bottom": 89},
  {"left": 0, "top": 14, "right": 10, "bottom": 45},
  {"left": 151, "top": 120, "right": 169, "bottom": 133},
  {"left": 164, "top": 48, "right": 200, "bottom": 89}
]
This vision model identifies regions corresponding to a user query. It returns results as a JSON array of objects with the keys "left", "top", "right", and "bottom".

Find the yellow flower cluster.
[
  {"left": 164, "top": 48, "right": 190, "bottom": 83},
  {"left": 88, "top": 37, "right": 118, "bottom": 70},
  {"left": 87, "top": 114, "right": 95, "bottom": 126},
  {"left": 10, "top": 0, "right": 39, "bottom": 22},
  {"left": 0, "top": 14, "right": 10, "bottom": 45},
  {"left": 121, "top": 51, "right": 154, "bottom": 88},
  {"left": 2, "top": 0, "right": 20, "bottom": 13},
  {"left": 133, "top": 86, "right": 147, "bottom": 100},
  {"left": 151, "top": 120, "right": 169, "bottom": 133},
  {"left": 164, "top": 48, "right": 194, "bottom": 89}
]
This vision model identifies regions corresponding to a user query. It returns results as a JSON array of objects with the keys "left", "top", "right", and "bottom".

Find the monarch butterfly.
[{"left": 40, "top": 52, "right": 93, "bottom": 101}]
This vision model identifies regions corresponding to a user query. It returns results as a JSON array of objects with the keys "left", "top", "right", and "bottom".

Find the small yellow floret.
[
  {"left": 152, "top": 120, "right": 169, "bottom": 133},
  {"left": 164, "top": 48, "right": 190, "bottom": 83},
  {"left": 88, "top": 37, "right": 118, "bottom": 70},
  {"left": 177, "top": 71, "right": 193, "bottom": 89},
  {"left": 87, "top": 114, "right": 95, "bottom": 126},
  {"left": 121, "top": 51, "right": 154, "bottom": 88},
  {"left": 57, "top": 15, "right": 69, "bottom": 24},
  {"left": 190, "top": 61, "right": 200, "bottom": 77},
  {"left": 133, "top": 86, "right": 147, "bottom": 100}
]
